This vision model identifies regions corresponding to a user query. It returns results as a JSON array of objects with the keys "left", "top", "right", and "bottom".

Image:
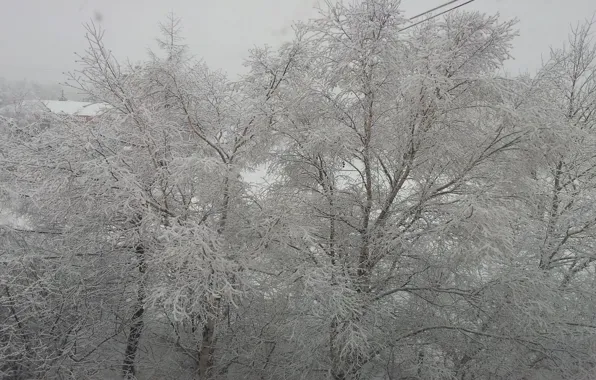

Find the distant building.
[
  {"left": 40, "top": 100, "right": 108, "bottom": 122},
  {"left": 0, "top": 99, "right": 109, "bottom": 125}
]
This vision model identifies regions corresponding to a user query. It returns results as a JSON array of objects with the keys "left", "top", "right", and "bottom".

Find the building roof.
[
  {"left": 41, "top": 100, "right": 108, "bottom": 117},
  {"left": 0, "top": 100, "right": 108, "bottom": 118}
]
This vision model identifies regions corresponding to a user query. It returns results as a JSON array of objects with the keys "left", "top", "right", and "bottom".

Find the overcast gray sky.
[{"left": 1, "top": 0, "right": 595, "bottom": 84}]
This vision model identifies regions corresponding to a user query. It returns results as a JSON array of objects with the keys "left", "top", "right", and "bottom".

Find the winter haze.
[
  {"left": 1, "top": 0, "right": 595, "bottom": 83},
  {"left": 3, "top": 1, "right": 596, "bottom": 380}
]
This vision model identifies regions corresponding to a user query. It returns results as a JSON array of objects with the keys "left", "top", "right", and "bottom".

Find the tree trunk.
[
  {"left": 122, "top": 244, "right": 147, "bottom": 379},
  {"left": 197, "top": 316, "right": 216, "bottom": 379}
]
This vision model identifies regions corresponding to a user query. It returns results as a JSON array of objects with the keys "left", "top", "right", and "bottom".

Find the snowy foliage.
[{"left": 2, "top": 2, "right": 596, "bottom": 380}]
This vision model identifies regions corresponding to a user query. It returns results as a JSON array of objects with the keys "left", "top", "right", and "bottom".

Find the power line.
[
  {"left": 399, "top": 0, "right": 477, "bottom": 32},
  {"left": 408, "top": 0, "right": 461, "bottom": 21}
]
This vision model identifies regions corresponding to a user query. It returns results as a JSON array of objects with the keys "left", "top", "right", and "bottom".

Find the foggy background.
[{"left": 1, "top": 0, "right": 594, "bottom": 84}]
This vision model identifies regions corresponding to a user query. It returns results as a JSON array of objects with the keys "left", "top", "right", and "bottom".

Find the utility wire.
[
  {"left": 399, "top": 0, "right": 477, "bottom": 32},
  {"left": 408, "top": 0, "right": 462, "bottom": 21}
]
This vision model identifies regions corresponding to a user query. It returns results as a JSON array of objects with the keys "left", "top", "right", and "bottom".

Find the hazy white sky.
[{"left": 1, "top": 0, "right": 595, "bottom": 84}]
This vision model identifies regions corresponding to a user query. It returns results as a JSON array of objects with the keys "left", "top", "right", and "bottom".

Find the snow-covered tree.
[
  {"left": 3, "top": 2, "right": 596, "bottom": 380},
  {"left": 234, "top": 2, "right": 596, "bottom": 380}
]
